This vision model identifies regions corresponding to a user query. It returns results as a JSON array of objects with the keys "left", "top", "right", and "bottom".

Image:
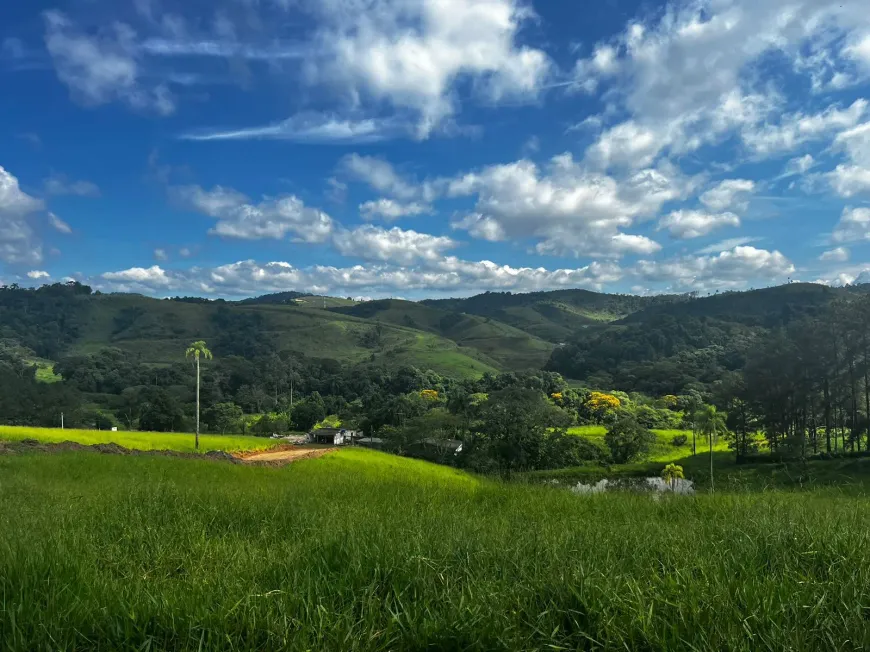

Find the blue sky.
[{"left": 2, "top": 0, "right": 870, "bottom": 299}]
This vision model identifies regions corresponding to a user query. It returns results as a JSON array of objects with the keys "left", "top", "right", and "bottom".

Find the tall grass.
[
  {"left": 2, "top": 448, "right": 870, "bottom": 650},
  {"left": 0, "top": 425, "right": 275, "bottom": 453}
]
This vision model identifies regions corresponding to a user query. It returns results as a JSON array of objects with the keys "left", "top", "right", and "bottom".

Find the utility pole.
[{"left": 61, "top": 412, "right": 64, "bottom": 430}]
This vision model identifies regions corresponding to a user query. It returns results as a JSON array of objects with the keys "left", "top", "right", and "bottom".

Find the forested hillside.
[
  {"left": 545, "top": 283, "right": 852, "bottom": 396},
  {"left": 330, "top": 298, "right": 554, "bottom": 369},
  {"left": 39, "top": 286, "right": 500, "bottom": 378},
  {"left": 1, "top": 281, "right": 864, "bottom": 398},
  {"left": 423, "top": 289, "right": 687, "bottom": 342}
]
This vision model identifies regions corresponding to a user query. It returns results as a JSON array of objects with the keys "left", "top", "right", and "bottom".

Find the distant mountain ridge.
[{"left": 2, "top": 282, "right": 865, "bottom": 387}]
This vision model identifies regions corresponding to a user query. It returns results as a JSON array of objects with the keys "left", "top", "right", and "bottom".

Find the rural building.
[
  {"left": 358, "top": 436, "right": 386, "bottom": 449},
  {"left": 309, "top": 428, "right": 346, "bottom": 445},
  {"left": 308, "top": 428, "right": 360, "bottom": 445}
]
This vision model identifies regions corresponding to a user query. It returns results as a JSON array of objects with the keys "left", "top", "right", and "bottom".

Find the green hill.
[
  {"left": 74, "top": 294, "right": 499, "bottom": 378},
  {"left": 330, "top": 299, "right": 554, "bottom": 370},
  {"left": 545, "top": 283, "right": 847, "bottom": 394},
  {"left": 619, "top": 283, "right": 836, "bottom": 327},
  {"left": 3, "top": 281, "right": 864, "bottom": 387},
  {"left": 423, "top": 289, "right": 686, "bottom": 342}
]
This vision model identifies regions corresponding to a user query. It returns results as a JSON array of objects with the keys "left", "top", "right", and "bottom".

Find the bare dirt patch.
[{"left": 240, "top": 446, "right": 337, "bottom": 465}]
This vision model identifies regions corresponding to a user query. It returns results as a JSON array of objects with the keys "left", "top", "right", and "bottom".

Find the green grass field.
[
  {"left": 567, "top": 425, "right": 732, "bottom": 462},
  {"left": 2, "top": 448, "right": 870, "bottom": 650},
  {"left": 0, "top": 425, "right": 275, "bottom": 453},
  {"left": 31, "top": 359, "right": 62, "bottom": 383}
]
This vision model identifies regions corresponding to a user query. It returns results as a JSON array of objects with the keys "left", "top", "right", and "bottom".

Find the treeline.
[
  {"left": 0, "top": 281, "right": 91, "bottom": 358},
  {"left": 423, "top": 288, "right": 686, "bottom": 319},
  {"left": 546, "top": 314, "right": 758, "bottom": 396},
  {"left": 546, "top": 284, "right": 843, "bottom": 396},
  {"left": 724, "top": 295, "right": 870, "bottom": 459},
  {"left": 359, "top": 386, "right": 696, "bottom": 474},
  {"left": 0, "top": 341, "right": 81, "bottom": 427}
]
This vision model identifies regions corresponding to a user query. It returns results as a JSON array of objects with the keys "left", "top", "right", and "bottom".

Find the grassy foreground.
[
  {"left": 2, "top": 449, "right": 870, "bottom": 650},
  {"left": 0, "top": 425, "right": 275, "bottom": 453}
]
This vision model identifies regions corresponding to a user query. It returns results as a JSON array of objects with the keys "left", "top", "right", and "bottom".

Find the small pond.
[{"left": 545, "top": 477, "right": 695, "bottom": 496}]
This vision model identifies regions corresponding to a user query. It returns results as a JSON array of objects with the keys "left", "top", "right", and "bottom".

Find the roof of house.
[{"left": 311, "top": 428, "right": 343, "bottom": 437}]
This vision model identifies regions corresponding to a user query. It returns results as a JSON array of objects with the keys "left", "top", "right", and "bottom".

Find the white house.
[{"left": 309, "top": 428, "right": 346, "bottom": 445}]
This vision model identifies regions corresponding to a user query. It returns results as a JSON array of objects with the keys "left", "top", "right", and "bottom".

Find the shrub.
[
  {"left": 671, "top": 434, "right": 688, "bottom": 447},
  {"left": 538, "top": 432, "right": 602, "bottom": 470},
  {"left": 604, "top": 415, "right": 656, "bottom": 464},
  {"left": 252, "top": 414, "right": 290, "bottom": 436}
]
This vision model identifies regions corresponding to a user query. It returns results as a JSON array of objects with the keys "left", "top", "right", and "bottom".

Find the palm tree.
[
  {"left": 696, "top": 405, "right": 726, "bottom": 494},
  {"left": 185, "top": 340, "right": 213, "bottom": 451}
]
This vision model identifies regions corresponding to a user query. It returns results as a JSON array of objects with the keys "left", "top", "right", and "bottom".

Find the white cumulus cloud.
[
  {"left": 446, "top": 153, "right": 682, "bottom": 257},
  {"left": 0, "top": 165, "right": 46, "bottom": 265},
  {"left": 307, "top": 0, "right": 551, "bottom": 138},
  {"left": 657, "top": 210, "right": 741, "bottom": 239},
  {"left": 94, "top": 256, "right": 625, "bottom": 298},
  {"left": 332, "top": 225, "right": 457, "bottom": 265},
  {"left": 820, "top": 246, "right": 850, "bottom": 262},
  {"left": 832, "top": 206, "right": 870, "bottom": 243},
  {"left": 173, "top": 184, "right": 334, "bottom": 243},
  {"left": 102, "top": 265, "right": 172, "bottom": 288},
  {"left": 699, "top": 179, "right": 756, "bottom": 212},
  {"left": 634, "top": 246, "right": 795, "bottom": 291},
  {"left": 359, "top": 199, "right": 432, "bottom": 221}
]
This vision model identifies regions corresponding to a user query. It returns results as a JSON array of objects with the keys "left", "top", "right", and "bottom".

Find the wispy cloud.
[
  {"left": 180, "top": 113, "right": 408, "bottom": 144},
  {"left": 141, "top": 38, "right": 309, "bottom": 60},
  {"left": 695, "top": 237, "right": 762, "bottom": 255},
  {"left": 44, "top": 174, "right": 100, "bottom": 197}
]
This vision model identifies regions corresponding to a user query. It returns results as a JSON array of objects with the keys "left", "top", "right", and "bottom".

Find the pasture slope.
[
  {"left": 0, "top": 425, "right": 275, "bottom": 454},
  {"left": 2, "top": 445, "right": 870, "bottom": 650}
]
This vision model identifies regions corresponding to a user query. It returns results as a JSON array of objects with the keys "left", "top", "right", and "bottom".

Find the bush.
[
  {"left": 604, "top": 415, "right": 656, "bottom": 464},
  {"left": 538, "top": 432, "right": 603, "bottom": 470},
  {"left": 75, "top": 408, "right": 118, "bottom": 431},
  {"left": 252, "top": 414, "right": 290, "bottom": 436},
  {"left": 633, "top": 404, "right": 683, "bottom": 430},
  {"left": 290, "top": 393, "right": 327, "bottom": 431},
  {"left": 671, "top": 434, "right": 688, "bottom": 447}
]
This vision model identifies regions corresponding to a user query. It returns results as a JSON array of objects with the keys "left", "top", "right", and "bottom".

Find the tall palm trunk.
[
  {"left": 709, "top": 427, "right": 714, "bottom": 495},
  {"left": 196, "top": 356, "right": 200, "bottom": 451}
]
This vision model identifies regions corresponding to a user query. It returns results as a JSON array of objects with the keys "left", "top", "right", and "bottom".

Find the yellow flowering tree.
[
  {"left": 588, "top": 392, "right": 621, "bottom": 412},
  {"left": 578, "top": 391, "right": 623, "bottom": 424},
  {"left": 420, "top": 389, "right": 439, "bottom": 401}
]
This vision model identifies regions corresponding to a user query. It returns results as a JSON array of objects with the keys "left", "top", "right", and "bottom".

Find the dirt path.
[{"left": 238, "top": 446, "right": 336, "bottom": 464}]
